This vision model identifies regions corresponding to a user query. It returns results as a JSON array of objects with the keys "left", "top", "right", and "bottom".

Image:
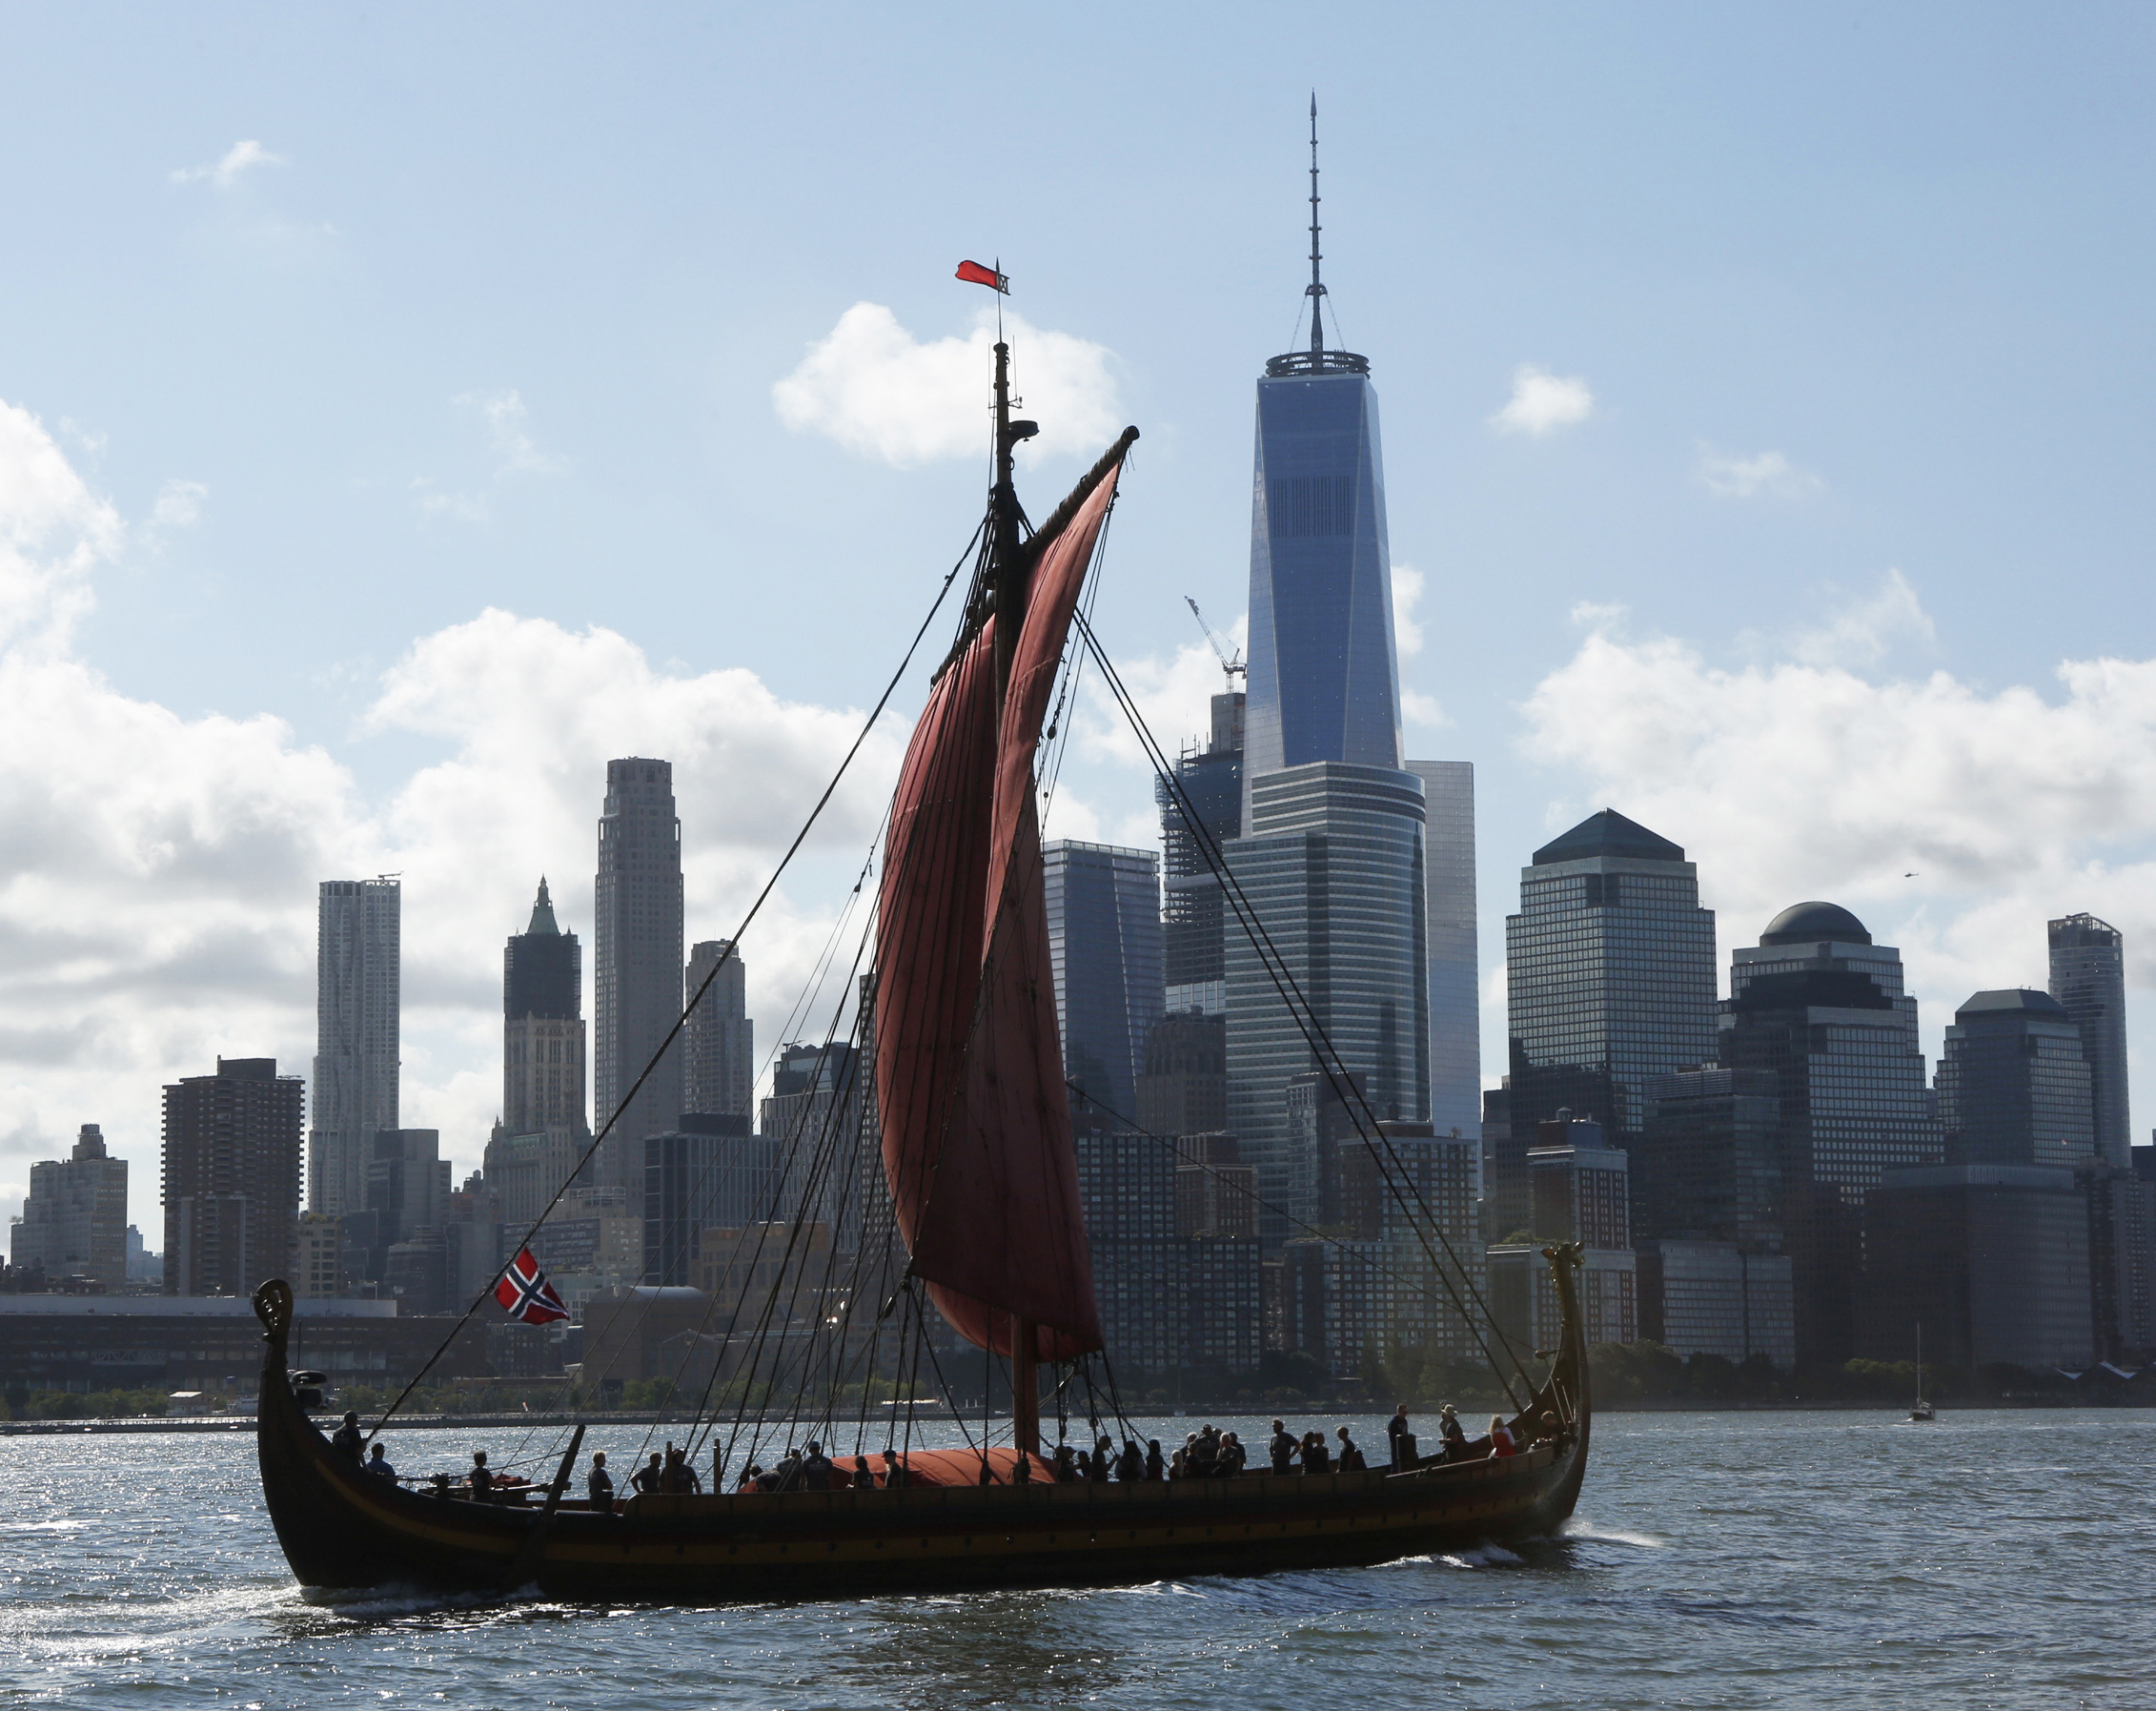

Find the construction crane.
[{"left": 1185, "top": 597, "right": 1246, "bottom": 689}]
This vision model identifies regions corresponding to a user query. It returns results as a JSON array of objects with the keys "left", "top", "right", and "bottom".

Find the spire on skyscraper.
[
  {"left": 1307, "top": 92, "right": 1325, "bottom": 356},
  {"left": 528, "top": 877, "right": 559, "bottom": 936},
  {"left": 1271, "top": 95, "right": 1365, "bottom": 378}
]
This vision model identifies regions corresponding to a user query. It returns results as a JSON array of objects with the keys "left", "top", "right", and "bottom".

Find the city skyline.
[{"left": 2, "top": 11, "right": 2155, "bottom": 1232}]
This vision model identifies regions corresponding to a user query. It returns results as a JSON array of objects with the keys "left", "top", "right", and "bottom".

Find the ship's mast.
[{"left": 986, "top": 335, "right": 1043, "bottom": 1460}]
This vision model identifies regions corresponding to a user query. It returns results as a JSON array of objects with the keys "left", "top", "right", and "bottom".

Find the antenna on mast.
[
  {"left": 1185, "top": 596, "right": 1246, "bottom": 688},
  {"left": 1308, "top": 91, "right": 1325, "bottom": 356}
]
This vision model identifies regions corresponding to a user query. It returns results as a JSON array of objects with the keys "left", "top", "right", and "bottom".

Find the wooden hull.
[{"left": 252, "top": 1258, "right": 1591, "bottom": 1601}]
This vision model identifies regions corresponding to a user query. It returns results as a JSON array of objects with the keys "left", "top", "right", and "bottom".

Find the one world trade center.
[{"left": 1225, "top": 107, "right": 1478, "bottom": 1281}]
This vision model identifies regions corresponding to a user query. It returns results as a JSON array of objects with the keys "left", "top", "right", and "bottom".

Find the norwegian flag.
[{"left": 494, "top": 1248, "right": 570, "bottom": 1325}]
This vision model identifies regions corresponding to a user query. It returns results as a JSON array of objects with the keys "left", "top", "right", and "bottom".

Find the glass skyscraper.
[
  {"left": 1042, "top": 841, "right": 1165, "bottom": 1133},
  {"left": 1504, "top": 809, "right": 1719, "bottom": 1148},
  {"left": 1156, "top": 690, "right": 1244, "bottom": 1016},
  {"left": 1405, "top": 760, "right": 1479, "bottom": 1138},
  {"left": 1717, "top": 901, "right": 1942, "bottom": 1369},
  {"left": 1935, "top": 988, "right": 2095, "bottom": 1168},
  {"left": 594, "top": 757, "right": 684, "bottom": 1199},
  {"left": 1225, "top": 762, "right": 1429, "bottom": 1241},
  {"left": 2048, "top": 914, "right": 2130, "bottom": 1168},
  {"left": 1242, "top": 363, "right": 1402, "bottom": 805}
]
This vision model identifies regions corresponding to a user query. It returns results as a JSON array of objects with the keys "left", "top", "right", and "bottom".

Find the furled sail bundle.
[{"left": 874, "top": 465, "right": 1125, "bottom": 1358}]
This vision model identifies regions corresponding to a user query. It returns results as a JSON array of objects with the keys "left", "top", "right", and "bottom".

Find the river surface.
[{"left": 0, "top": 1408, "right": 2146, "bottom": 1708}]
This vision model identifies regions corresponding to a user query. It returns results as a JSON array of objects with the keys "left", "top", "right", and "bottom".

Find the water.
[{"left": 1, "top": 1408, "right": 2148, "bottom": 1708}]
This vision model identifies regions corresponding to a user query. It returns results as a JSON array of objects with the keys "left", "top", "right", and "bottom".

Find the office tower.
[
  {"left": 163, "top": 1057, "right": 303, "bottom": 1297},
  {"left": 10, "top": 1124, "right": 127, "bottom": 1288},
  {"left": 1404, "top": 760, "right": 1479, "bottom": 1138},
  {"left": 760, "top": 1041, "right": 864, "bottom": 1245},
  {"left": 1242, "top": 124, "right": 1402, "bottom": 811},
  {"left": 1480, "top": 1082, "right": 1513, "bottom": 1242},
  {"left": 503, "top": 879, "right": 586, "bottom": 1136},
  {"left": 1635, "top": 1069, "right": 1796, "bottom": 1368},
  {"left": 1174, "top": 1132, "right": 1257, "bottom": 1240},
  {"left": 684, "top": 940, "right": 754, "bottom": 1118},
  {"left": 1135, "top": 1011, "right": 1228, "bottom": 1138},
  {"left": 643, "top": 1113, "right": 768, "bottom": 1286},
  {"left": 1226, "top": 764, "right": 1430, "bottom": 1243},
  {"left": 1717, "top": 903, "right": 1942, "bottom": 1368},
  {"left": 125, "top": 1225, "right": 161, "bottom": 1286},
  {"left": 290, "top": 1212, "right": 343, "bottom": 1299},
  {"left": 310, "top": 878, "right": 399, "bottom": 1217},
  {"left": 2083, "top": 1165, "right": 2156, "bottom": 1363},
  {"left": 594, "top": 758, "right": 684, "bottom": 1191},
  {"left": 2049, "top": 914, "right": 2130, "bottom": 1168},
  {"left": 1071, "top": 1128, "right": 1262, "bottom": 1384},
  {"left": 1519, "top": 1113, "right": 1637, "bottom": 1349},
  {"left": 1043, "top": 841, "right": 1165, "bottom": 1133},
  {"left": 355, "top": 1129, "right": 449, "bottom": 1288},
  {"left": 1157, "top": 690, "right": 1245, "bottom": 1015},
  {"left": 1863, "top": 1164, "right": 2094, "bottom": 1369},
  {"left": 1502, "top": 809, "right": 1717, "bottom": 1184},
  {"left": 1936, "top": 990, "right": 2096, "bottom": 1167}
]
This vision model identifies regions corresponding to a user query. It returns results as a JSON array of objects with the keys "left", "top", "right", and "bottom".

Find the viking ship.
[{"left": 251, "top": 308, "right": 1593, "bottom": 1600}]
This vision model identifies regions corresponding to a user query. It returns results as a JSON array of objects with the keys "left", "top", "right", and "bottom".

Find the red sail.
[{"left": 875, "top": 464, "right": 1124, "bottom": 1357}]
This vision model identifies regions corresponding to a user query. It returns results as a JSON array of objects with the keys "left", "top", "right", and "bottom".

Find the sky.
[{"left": 2, "top": 2, "right": 2154, "bottom": 1234}]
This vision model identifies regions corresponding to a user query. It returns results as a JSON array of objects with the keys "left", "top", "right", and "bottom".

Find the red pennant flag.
[
  {"left": 494, "top": 1247, "right": 570, "bottom": 1325},
  {"left": 956, "top": 259, "right": 1008, "bottom": 294}
]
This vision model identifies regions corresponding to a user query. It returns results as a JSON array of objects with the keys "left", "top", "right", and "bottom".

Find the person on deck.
[
  {"left": 585, "top": 1452, "right": 615, "bottom": 1508},
  {"left": 365, "top": 1443, "right": 397, "bottom": 1481},
  {"left": 1489, "top": 1416, "right": 1517, "bottom": 1457},
  {"left": 1089, "top": 1436, "right": 1112, "bottom": 1482},
  {"left": 772, "top": 1448, "right": 804, "bottom": 1492},
  {"left": 1052, "top": 1442, "right": 1077, "bottom": 1483},
  {"left": 735, "top": 1463, "right": 763, "bottom": 1492},
  {"left": 629, "top": 1453, "right": 662, "bottom": 1496},
  {"left": 1218, "top": 1432, "right": 1247, "bottom": 1476},
  {"left": 800, "top": 1442, "right": 834, "bottom": 1492},
  {"left": 880, "top": 1449, "right": 910, "bottom": 1489},
  {"left": 1145, "top": 1439, "right": 1166, "bottom": 1481},
  {"left": 851, "top": 1456, "right": 877, "bottom": 1489},
  {"left": 1169, "top": 1441, "right": 1189, "bottom": 1480},
  {"left": 1385, "top": 1403, "right": 1413, "bottom": 1471},
  {"left": 1269, "top": 1419, "right": 1296, "bottom": 1475},
  {"left": 1299, "top": 1432, "right": 1331, "bottom": 1474},
  {"left": 468, "top": 1452, "right": 495, "bottom": 1501},
  {"left": 1334, "top": 1426, "right": 1366, "bottom": 1472},
  {"left": 1437, "top": 1404, "right": 1469, "bottom": 1462},
  {"left": 331, "top": 1412, "right": 364, "bottom": 1464},
  {"left": 1189, "top": 1430, "right": 1218, "bottom": 1478},
  {"left": 1117, "top": 1438, "right": 1145, "bottom": 1481}
]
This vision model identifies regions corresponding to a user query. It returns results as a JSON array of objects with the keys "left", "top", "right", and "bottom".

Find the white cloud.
[
  {"left": 411, "top": 481, "right": 489, "bottom": 526},
  {"left": 140, "top": 478, "right": 208, "bottom": 552},
  {"left": 0, "top": 398, "right": 905, "bottom": 1223},
  {"left": 1402, "top": 689, "right": 1450, "bottom": 728},
  {"left": 1392, "top": 565, "right": 1425, "bottom": 660},
  {"left": 1491, "top": 365, "right": 1595, "bottom": 438},
  {"left": 1698, "top": 444, "right": 1824, "bottom": 499},
  {"left": 461, "top": 389, "right": 567, "bottom": 477},
  {"left": 1519, "top": 614, "right": 2156, "bottom": 1033},
  {"left": 1787, "top": 569, "right": 1935, "bottom": 668},
  {"left": 773, "top": 304, "right": 1121, "bottom": 468},
  {"left": 171, "top": 140, "right": 284, "bottom": 190}
]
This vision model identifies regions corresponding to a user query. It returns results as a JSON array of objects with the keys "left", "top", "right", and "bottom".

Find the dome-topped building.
[{"left": 1758, "top": 902, "right": 1870, "bottom": 947}]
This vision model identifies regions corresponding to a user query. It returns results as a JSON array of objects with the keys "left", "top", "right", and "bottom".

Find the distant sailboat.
[{"left": 1910, "top": 1322, "right": 1935, "bottom": 1421}]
